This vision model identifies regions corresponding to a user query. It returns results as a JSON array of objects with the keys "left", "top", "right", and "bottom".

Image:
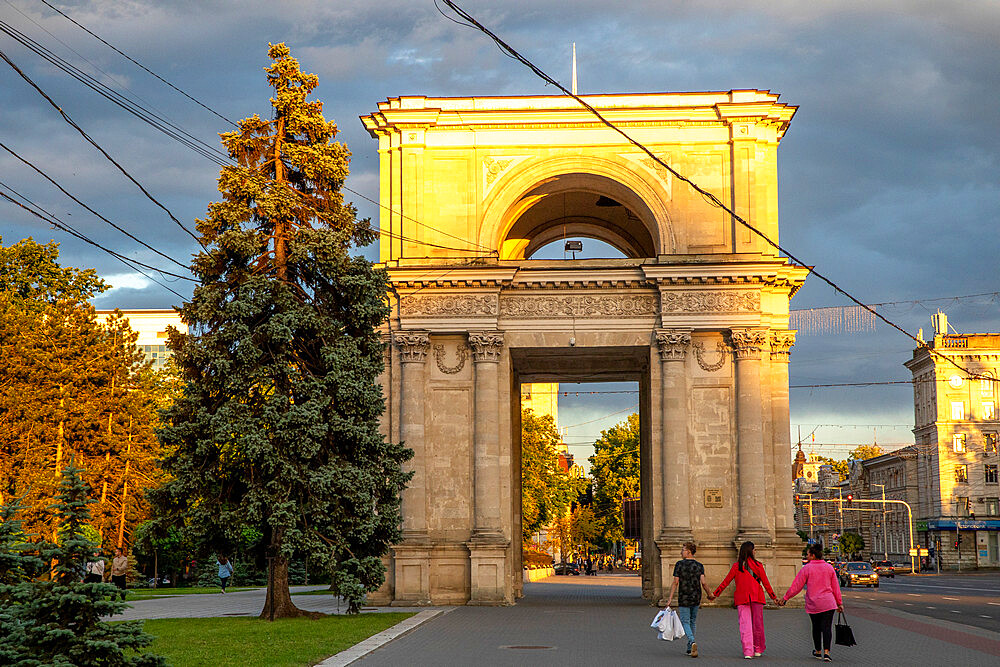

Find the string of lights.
[{"left": 437, "top": 0, "right": 986, "bottom": 383}]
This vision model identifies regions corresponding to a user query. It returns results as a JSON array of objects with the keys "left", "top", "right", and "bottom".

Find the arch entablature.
[{"left": 479, "top": 155, "right": 674, "bottom": 259}]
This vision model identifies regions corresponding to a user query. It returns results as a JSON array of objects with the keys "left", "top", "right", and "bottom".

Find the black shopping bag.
[{"left": 834, "top": 611, "right": 857, "bottom": 647}]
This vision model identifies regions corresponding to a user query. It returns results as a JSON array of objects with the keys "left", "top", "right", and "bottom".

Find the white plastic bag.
[{"left": 653, "top": 606, "right": 685, "bottom": 641}]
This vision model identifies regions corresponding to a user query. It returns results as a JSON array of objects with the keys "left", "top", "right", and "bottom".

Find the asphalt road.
[{"left": 841, "top": 572, "right": 1000, "bottom": 633}]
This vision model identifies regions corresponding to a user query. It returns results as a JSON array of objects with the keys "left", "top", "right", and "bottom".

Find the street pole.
[{"left": 874, "top": 483, "right": 887, "bottom": 560}]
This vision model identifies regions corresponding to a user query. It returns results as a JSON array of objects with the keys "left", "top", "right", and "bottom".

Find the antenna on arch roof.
[{"left": 572, "top": 42, "right": 577, "bottom": 96}]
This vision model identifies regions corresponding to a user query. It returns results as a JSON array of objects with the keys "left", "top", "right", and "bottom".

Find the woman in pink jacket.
[{"left": 780, "top": 543, "right": 843, "bottom": 662}]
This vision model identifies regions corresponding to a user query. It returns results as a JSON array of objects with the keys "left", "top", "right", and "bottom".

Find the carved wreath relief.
[
  {"left": 433, "top": 344, "right": 468, "bottom": 374},
  {"left": 693, "top": 341, "right": 727, "bottom": 372}
]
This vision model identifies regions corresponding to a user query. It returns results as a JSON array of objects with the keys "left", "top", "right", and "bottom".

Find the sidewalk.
[
  {"left": 113, "top": 586, "right": 428, "bottom": 621},
  {"left": 351, "top": 575, "right": 1000, "bottom": 666}
]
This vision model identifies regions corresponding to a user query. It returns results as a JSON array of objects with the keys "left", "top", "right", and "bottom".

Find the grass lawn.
[
  {"left": 126, "top": 587, "right": 259, "bottom": 601},
  {"left": 139, "top": 613, "right": 413, "bottom": 666}
]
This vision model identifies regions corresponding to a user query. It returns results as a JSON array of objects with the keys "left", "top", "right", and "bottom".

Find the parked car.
[
  {"left": 873, "top": 560, "right": 895, "bottom": 578},
  {"left": 146, "top": 576, "right": 171, "bottom": 588},
  {"left": 554, "top": 562, "right": 581, "bottom": 576},
  {"left": 840, "top": 561, "right": 878, "bottom": 588}
]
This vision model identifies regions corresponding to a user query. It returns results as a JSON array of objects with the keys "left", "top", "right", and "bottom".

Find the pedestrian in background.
[
  {"left": 110, "top": 548, "right": 129, "bottom": 601},
  {"left": 665, "top": 541, "right": 715, "bottom": 658},
  {"left": 217, "top": 555, "right": 234, "bottom": 593},
  {"left": 712, "top": 541, "right": 779, "bottom": 659},
  {"left": 780, "top": 543, "right": 842, "bottom": 662},
  {"left": 84, "top": 552, "right": 105, "bottom": 584}
]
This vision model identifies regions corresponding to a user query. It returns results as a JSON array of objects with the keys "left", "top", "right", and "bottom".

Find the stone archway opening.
[
  {"left": 499, "top": 174, "right": 659, "bottom": 260},
  {"left": 512, "top": 346, "right": 655, "bottom": 602}
]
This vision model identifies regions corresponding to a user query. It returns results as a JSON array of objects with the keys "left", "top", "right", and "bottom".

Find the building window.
[
  {"left": 987, "top": 434, "right": 999, "bottom": 455},
  {"left": 957, "top": 496, "right": 970, "bottom": 515},
  {"left": 986, "top": 497, "right": 1000, "bottom": 516},
  {"left": 986, "top": 464, "right": 999, "bottom": 484},
  {"left": 985, "top": 402, "right": 996, "bottom": 420},
  {"left": 953, "top": 434, "right": 967, "bottom": 453},
  {"left": 955, "top": 465, "right": 968, "bottom": 483},
  {"left": 951, "top": 402, "right": 965, "bottom": 420},
  {"left": 984, "top": 378, "right": 995, "bottom": 398}
]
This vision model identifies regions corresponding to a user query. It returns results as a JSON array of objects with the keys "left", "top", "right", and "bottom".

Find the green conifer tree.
[
  {"left": 153, "top": 43, "right": 411, "bottom": 618},
  {"left": 0, "top": 462, "right": 162, "bottom": 666}
]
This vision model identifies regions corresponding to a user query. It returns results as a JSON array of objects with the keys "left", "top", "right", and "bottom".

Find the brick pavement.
[{"left": 352, "top": 574, "right": 1000, "bottom": 666}]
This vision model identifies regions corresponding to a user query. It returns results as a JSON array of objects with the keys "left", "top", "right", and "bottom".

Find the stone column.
[
  {"left": 468, "top": 331, "right": 505, "bottom": 540},
  {"left": 391, "top": 330, "right": 431, "bottom": 604},
  {"left": 393, "top": 330, "right": 431, "bottom": 539},
  {"left": 769, "top": 331, "right": 796, "bottom": 535},
  {"left": 728, "top": 328, "right": 770, "bottom": 541},
  {"left": 467, "top": 331, "right": 509, "bottom": 605},
  {"left": 654, "top": 329, "right": 691, "bottom": 604}
]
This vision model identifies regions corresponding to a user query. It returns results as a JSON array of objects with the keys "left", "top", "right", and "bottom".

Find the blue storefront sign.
[{"left": 926, "top": 519, "right": 1000, "bottom": 531}]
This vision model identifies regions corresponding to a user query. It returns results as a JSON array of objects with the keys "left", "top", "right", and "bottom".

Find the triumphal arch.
[{"left": 361, "top": 90, "right": 808, "bottom": 606}]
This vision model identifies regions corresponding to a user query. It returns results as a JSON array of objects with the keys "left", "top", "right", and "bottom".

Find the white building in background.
[
  {"left": 96, "top": 309, "right": 186, "bottom": 370},
  {"left": 905, "top": 312, "right": 1000, "bottom": 569}
]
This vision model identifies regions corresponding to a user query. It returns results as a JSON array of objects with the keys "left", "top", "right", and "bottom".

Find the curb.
[{"left": 317, "top": 607, "right": 454, "bottom": 666}]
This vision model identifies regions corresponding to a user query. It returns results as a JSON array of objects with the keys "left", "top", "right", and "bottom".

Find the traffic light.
[
  {"left": 845, "top": 494, "right": 853, "bottom": 503},
  {"left": 794, "top": 494, "right": 800, "bottom": 503}
]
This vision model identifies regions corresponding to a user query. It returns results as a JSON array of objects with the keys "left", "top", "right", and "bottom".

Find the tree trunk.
[{"left": 259, "top": 553, "right": 311, "bottom": 620}]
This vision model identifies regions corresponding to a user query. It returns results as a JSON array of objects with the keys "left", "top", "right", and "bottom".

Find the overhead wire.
[
  {"left": 0, "top": 47, "right": 203, "bottom": 245},
  {"left": 437, "top": 0, "right": 986, "bottom": 382},
  {"left": 0, "top": 140, "right": 193, "bottom": 272},
  {"left": 36, "top": 0, "right": 238, "bottom": 128},
  {"left": 0, "top": 179, "right": 190, "bottom": 298}
]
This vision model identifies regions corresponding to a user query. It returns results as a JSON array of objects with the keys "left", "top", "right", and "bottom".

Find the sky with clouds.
[{"left": 1, "top": 1, "right": 998, "bottom": 461}]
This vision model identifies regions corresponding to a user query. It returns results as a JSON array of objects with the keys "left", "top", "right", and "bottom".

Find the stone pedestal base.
[
  {"left": 366, "top": 554, "right": 394, "bottom": 606},
  {"left": 467, "top": 538, "right": 511, "bottom": 605},
  {"left": 390, "top": 543, "right": 432, "bottom": 606}
]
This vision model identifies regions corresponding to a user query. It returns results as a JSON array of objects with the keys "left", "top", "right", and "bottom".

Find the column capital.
[
  {"left": 726, "top": 328, "right": 768, "bottom": 361},
  {"left": 468, "top": 330, "right": 504, "bottom": 363},
  {"left": 655, "top": 328, "right": 692, "bottom": 361},
  {"left": 393, "top": 330, "right": 430, "bottom": 363},
  {"left": 769, "top": 330, "right": 796, "bottom": 362}
]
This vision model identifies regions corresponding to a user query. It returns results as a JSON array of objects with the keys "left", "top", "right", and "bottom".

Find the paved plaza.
[
  {"left": 113, "top": 576, "right": 1000, "bottom": 665},
  {"left": 355, "top": 575, "right": 1000, "bottom": 666}
]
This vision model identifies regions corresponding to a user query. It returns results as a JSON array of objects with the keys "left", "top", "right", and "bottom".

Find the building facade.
[
  {"left": 905, "top": 313, "right": 1000, "bottom": 569},
  {"left": 364, "top": 90, "right": 808, "bottom": 605},
  {"left": 96, "top": 309, "right": 186, "bottom": 369}
]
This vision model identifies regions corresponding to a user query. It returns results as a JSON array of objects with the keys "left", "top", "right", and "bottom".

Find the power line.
[
  {"left": 0, "top": 47, "right": 203, "bottom": 245},
  {"left": 0, "top": 180, "right": 190, "bottom": 298},
  {"left": 36, "top": 0, "right": 237, "bottom": 127},
  {"left": 559, "top": 403, "right": 638, "bottom": 430},
  {"left": 0, "top": 140, "right": 193, "bottom": 272},
  {"left": 437, "top": 0, "right": 985, "bottom": 384}
]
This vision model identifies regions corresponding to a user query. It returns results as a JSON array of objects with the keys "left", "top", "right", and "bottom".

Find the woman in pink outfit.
[
  {"left": 712, "top": 541, "right": 779, "bottom": 659},
  {"left": 780, "top": 543, "right": 843, "bottom": 662}
]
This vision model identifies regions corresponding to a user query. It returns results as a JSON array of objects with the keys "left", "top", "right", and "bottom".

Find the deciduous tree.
[
  {"left": 589, "top": 413, "right": 640, "bottom": 543},
  {"left": 521, "top": 408, "right": 580, "bottom": 542}
]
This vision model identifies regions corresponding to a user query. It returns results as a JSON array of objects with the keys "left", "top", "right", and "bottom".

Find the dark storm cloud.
[{"left": 1, "top": 0, "right": 997, "bottom": 445}]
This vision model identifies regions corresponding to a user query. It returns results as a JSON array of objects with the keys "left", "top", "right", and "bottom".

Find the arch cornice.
[{"left": 478, "top": 155, "right": 675, "bottom": 257}]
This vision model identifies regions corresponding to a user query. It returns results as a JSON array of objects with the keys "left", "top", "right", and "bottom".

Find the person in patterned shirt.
[{"left": 666, "top": 541, "right": 715, "bottom": 658}]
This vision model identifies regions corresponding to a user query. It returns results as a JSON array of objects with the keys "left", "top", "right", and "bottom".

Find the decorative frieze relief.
[
  {"left": 655, "top": 329, "right": 691, "bottom": 361},
  {"left": 726, "top": 328, "right": 768, "bottom": 361},
  {"left": 468, "top": 331, "right": 504, "bottom": 363},
  {"left": 769, "top": 330, "right": 796, "bottom": 362},
  {"left": 400, "top": 294, "right": 498, "bottom": 317},
  {"left": 661, "top": 290, "right": 760, "bottom": 314},
  {"left": 393, "top": 331, "right": 430, "bottom": 363},
  {"left": 500, "top": 294, "right": 658, "bottom": 318},
  {"left": 693, "top": 341, "right": 728, "bottom": 372},
  {"left": 433, "top": 343, "right": 468, "bottom": 374}
]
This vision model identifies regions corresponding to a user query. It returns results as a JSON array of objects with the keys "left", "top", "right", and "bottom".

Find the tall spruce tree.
[
  {"left": 153, "top": 43, "right": 411, "bottom": 617},
  {"left": 0, "top": 462, "right": 162, "bottom": 666}
]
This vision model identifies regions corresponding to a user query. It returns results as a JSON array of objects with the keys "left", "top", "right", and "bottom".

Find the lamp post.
[{"left": 874, "top": 483, "right": 888, "bottom": 560}]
